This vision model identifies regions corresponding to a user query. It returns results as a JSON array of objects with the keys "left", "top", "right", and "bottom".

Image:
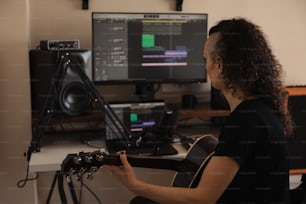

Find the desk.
[
  {"left": 29, "top": 136, "right": 186, "bottom": 204},
  {"left": 29, "top": 137, "right": 186, "bottom": 173},
  {"left": 29, "top": 102, "right": 228, "bottom": 173},
  {"left": 29, "top": 138, "right": 104, "bottom": 172}
]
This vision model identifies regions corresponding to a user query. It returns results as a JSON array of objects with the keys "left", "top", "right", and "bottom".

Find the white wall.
[
  {"left": 29, "top": 0, "right": 306, "bottom": 103},
  {"left": 0, "top": 0, "right": 35, "bottom": 203}
]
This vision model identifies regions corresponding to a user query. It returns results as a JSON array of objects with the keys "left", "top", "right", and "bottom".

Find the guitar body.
[
  {"left": 130, "top": 135, "right": 218, "bottom": 204},
  {"left": 171, "top": 135, "right": 218, "bottom": 188},
  {"left": 61, "top": 134, "right": 218, "bottom": 188}
]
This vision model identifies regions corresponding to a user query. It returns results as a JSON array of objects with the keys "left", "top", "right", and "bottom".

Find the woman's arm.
[{"left": 105, "top": 152, "right": 239, "bottom": 204}]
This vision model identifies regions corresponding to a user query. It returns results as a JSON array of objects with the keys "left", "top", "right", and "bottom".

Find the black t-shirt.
[{"left": 214, "top": 99, "right": 289, "bottom": 204}]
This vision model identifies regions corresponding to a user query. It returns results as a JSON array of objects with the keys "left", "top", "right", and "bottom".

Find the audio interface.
[{"left": 40, "top": 40, "right": 80, "bottom": 50}]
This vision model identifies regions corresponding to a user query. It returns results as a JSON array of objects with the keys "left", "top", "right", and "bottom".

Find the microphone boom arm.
[
  {"left": 65, "top": 52, "right": 133, "bottom": 146},
  {"left": 27, "top": 51, "right": 133, "bottom": 162}
]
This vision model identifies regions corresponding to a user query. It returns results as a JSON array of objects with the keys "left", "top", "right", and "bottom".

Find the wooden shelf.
[
  {"left": 177, "top": 87, "right": 306, "bottom": 120},
  {"left": 178, "top": 103, "right": 230, "bottom": 119},
  {"left": 286, "top": 86, "right": 306, "bottom": 96},
  {"left": 289, "top": 168, "right": 306, "bottom": 175}
]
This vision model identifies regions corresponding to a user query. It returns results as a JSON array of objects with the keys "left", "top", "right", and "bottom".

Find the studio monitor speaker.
[{"left": 29, "top": 49, "right": 92, "bottom": 116}]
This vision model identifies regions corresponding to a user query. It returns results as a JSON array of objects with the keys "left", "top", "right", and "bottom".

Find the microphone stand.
[
  {"left": 26, "top": 51, "right": 135, "bottom": 204},
  {"left": 27, "top": 51, "right": 134, "bottom": 162},
  {"left": 64, "top": 52, "right": 134, "bottom": 146},
  {"left": 26, "top": 53, "right": 71, "bottom": 204},
  {"left": 27, "top": 53, "right": 68, "bottom": 162}
]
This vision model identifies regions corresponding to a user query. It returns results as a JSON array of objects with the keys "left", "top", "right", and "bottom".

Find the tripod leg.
[
  {"left": 46, "top": 172, "right": 58, "bottom": 204},
  {"left": 67, "top": 178, "right": 79, "bottom": 204},
  {"left": 57, "top": 171, "right": 68, "bottom": 204}
]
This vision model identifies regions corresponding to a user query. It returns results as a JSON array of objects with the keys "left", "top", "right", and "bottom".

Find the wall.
[
  {"left": 0, "top": 0, "right": 306, "bottom": 203},
  {"left": 29, "top": 0, "right": 306, "bottom": 103},
  {"left": 0, "top": 0, "right": 35, "bottom": 203}
]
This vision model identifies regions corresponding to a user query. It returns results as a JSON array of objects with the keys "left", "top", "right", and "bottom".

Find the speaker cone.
[{"left": 59, "top": 82, "right": 91, "bottom": 116}]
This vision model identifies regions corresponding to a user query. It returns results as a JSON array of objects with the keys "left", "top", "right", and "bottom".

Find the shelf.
[
  {"left": 178, "top": 103, "right": 230, "bottom": 119},
  {"left": 286, "top": 86, "right": 306, "bottom": 96}
]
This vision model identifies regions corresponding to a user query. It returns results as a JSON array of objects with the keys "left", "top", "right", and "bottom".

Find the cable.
[
  {"left": 67, "top": 178, "right": 79, "bottom": 204},
  {"left": 82, "top": 139, "right": 103, "bottom": 149},
  {"left": 80, "top": 178, "right": 102, "bottom": 204},
  {"left": 17, "top": 162, "right": 39, "bottom": 188}
]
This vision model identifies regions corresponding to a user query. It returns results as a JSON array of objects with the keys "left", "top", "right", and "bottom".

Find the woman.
[{"left": 105, "top": 18, "right": 293, "bottom": 204}]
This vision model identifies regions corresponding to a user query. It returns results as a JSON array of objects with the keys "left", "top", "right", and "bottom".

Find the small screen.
[
  {"left": 105, "top": 101, "right": 166, "bottom": 140},
  {"left": 92, "top": 12, "right": 208, "bottom": 84}
]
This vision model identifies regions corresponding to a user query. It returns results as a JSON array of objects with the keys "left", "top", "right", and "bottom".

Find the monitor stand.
[{"left": 135, "top": 82, "right": 156, "bottom": 101}]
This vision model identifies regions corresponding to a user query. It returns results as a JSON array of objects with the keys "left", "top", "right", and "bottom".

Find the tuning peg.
[
  {"left": 65, "top": 168, "right": 76, "bottom": 182},
  {"left": 90, "top": 166, "right": 98, "bottom": 173},
  {"left": 84, "top": 154, "right": 93, "bottom": 163},
  {"left": 100, "top": 148, "right": 107, "bottom": 153},
  {"left": 66, "top": 175, "right": 72, "bottom": 183},
  {"left": 95, "top": 154, "right": 104, "bottom": 162},
  {"left": 68, "top": 168, "right": 76, "bottom": 176},
  {"left": 87, "top": 173, "right": 93, "bottom": 180},
  {"left": 73, "top": 155, "right": 82, "bottom": 164},
  {"left": 78, "top": 168, "right": 86, "bottom": 176}
]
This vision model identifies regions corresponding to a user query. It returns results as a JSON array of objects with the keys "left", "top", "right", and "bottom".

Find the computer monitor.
[
  {"left": 92, "top": 12, "right": 208, "bottom": 99},
  {"left": 104, "top": 100, "right": 178, "bottom": 155},
  {"left": 105, "top": 100, "right": 166, "bottom": 141}
]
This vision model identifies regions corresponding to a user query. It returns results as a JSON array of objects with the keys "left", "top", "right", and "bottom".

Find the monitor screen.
[
  {"left": 105, "top": 100, "right": 166, "bottom": 141},
  {"left": 92, "top": 12, "right": 208, "bottom": 84}
]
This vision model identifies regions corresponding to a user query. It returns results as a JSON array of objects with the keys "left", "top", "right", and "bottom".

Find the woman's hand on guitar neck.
[{"left": 104, "top": 151, "right": 141, "bottom": 190}]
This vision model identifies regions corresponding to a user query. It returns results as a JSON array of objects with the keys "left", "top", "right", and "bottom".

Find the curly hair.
[{"left": 209, "top": 18, "right": 293, "bottom": 137}]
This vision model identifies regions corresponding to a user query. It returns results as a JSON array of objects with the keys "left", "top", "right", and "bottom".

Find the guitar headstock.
[{"left": 61, "top": 149, "right": 121, "bottom": 178}]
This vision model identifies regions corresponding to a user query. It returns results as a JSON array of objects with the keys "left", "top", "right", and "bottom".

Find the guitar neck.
[
  {"left": 103, "top": 154, "right": 183, "bottom": 172},
  {"left": 61, "top": 135, "right": 218, "bottom": 186}
]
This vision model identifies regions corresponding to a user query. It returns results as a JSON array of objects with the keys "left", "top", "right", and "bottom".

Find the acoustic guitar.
[{"left": 61, "top": 135, "right": 218, "bottom": 188}]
